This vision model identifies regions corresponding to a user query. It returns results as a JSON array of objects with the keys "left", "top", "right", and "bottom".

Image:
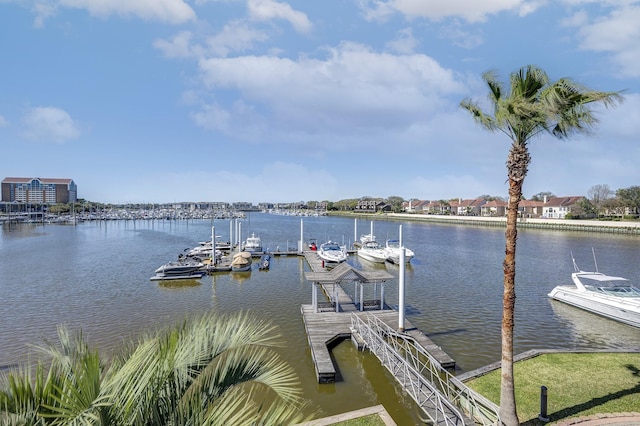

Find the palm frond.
[{"left": 103, "top": 311, "right": 306, "bottom": 425}]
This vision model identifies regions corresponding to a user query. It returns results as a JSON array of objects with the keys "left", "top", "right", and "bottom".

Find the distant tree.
[
  {"left": 479, "top": 194, "right": 506, "bottom": 201},
  {"left": 587, "top": 184, "right": 614, "bottom": 217},
  {"left": 461, "top": 65, "right": 621, "bottom": 425},
  {"left": 603, "top": 197, "right": 625, "bottom": 217},
  {"left": 569, "top": 198, "right": 596, "bottom": 219},
  {"left": 616, "top": 186, "right": 640, "bottom": 217},
  {"left": 385, "top": 196, "right": 405, "bottom": 213},
  {"left": 334, "top": 199, "right": 358, "bottom": 211},
  {"left": 530, "top": 191, "right": 555, "bottom": 202},
  {"left": 48, "top": 203, "right": 69, "bottom": 215}
]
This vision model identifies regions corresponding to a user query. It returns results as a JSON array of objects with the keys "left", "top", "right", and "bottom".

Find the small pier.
[{"left": 300, "top": 251, "right": 455, "bottom": 384}]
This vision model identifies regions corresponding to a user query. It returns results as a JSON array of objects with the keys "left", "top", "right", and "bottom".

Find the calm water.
[{"left": 2, "top": 213, "right": 640, "bottom": 423}]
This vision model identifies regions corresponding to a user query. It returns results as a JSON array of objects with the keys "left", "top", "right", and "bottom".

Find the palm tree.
[
  {"left": 0, "top": 311, "right": 312, "bottom": 425},
  {"left": 460, "top": 65, "right": 622, "bottom": 425}
]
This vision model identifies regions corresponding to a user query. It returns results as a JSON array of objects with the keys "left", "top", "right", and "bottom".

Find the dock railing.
[{"left": 351, "top": 313, "right": 501, "bottom": 426}]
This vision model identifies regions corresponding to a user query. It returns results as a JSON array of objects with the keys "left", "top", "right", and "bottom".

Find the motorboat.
[
  {"left": 259, "top": 254, "right": 271, "bottom": 270},
  {"left": 230, "top": 251, "right": 253, "bottom": 272},
  {"left": 185, "top": 242, "right": 215, "bottom": 260},
  {"left": 384, "top": 239, "right": 414, "bottom": 264},
  {"left": 359, "top": 233, "right": 376, "bottom": 244},
  {"left": 357, "top": 240, "right": 388, "bottom": 263},
  {"left": 151, "top": 259, "right": 205, "bottom": 281},
  {"left": 243, "top": 233, "right": 263, "bottom": 253},
  {"left": 317, "top": 241, "right": 348, "bottom": 264},
  {"left": 353, "top": 221, "right": 376, "bottom": 248},
  {"left": 548, "top": 252, "right": 640, "bottom": 328}
]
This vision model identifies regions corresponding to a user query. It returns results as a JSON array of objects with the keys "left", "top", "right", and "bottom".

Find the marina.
[{"left": 3, "top": 213, "right": 640, "bottom": 424}]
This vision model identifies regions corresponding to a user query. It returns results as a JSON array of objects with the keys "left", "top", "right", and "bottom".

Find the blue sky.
[{"left": 1, "top": 0, "right": 638, "bottom": 204}]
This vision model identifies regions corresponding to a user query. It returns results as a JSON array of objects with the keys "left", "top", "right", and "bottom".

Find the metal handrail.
[{"left": 351, "top": 313, "right": 501, "bottom": 426}]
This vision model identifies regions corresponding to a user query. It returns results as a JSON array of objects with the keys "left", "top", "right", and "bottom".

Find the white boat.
[
  {"left": 357, "top": 240, "right": 388, "bottom": 263},
  {"left": 243, "top": 233, "right": 263, "bottom": 253},
  {"left": 185, "top": 242, "right": 217, "bottom": 260},
  {"left": 231, "top": 251, "right": 253, "bottom": 272},
  {"left": 548, "top": 252, "right": 640, "bottom": 328},
  {"left": 360, "top": 233, "right": 375, "bottom": 244},
  {"left": 384, "top": 239, "right": 414, "bottom": 264},
  {"left": 317, "top": 241, "right": 348, "bottom": 264}
]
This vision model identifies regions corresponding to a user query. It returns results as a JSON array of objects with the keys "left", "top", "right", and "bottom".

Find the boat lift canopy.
[{"left": 305, "top": 262, "right": 393, "bottom": 313}]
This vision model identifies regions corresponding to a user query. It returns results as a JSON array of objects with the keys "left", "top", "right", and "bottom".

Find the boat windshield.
[
  {"left": 324, "top": 244, "right": 341, "bottom": 250},
  {"left": 592, "top": 285, "right": 640, "bottom": 297}
]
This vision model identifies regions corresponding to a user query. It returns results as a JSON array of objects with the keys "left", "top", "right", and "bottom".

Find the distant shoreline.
[{"left": 328, "top": 212, "right": 640, "bottom": 235}]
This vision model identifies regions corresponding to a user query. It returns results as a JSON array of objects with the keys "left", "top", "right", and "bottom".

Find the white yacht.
[
  {"left": 384, "top": 239, "right": 414, "bottom": 264},
  {"left": 317, "top": 241, "right": 348, "bottom": 264},
  {"left": 548, "top": 253, "right": 640, "bottom": 328},
  {"left": 243, "top": 233, "right": 263, "bottom": 253},
  {"left": 357, "top": 240, "right": 388, "bottom": 263}
]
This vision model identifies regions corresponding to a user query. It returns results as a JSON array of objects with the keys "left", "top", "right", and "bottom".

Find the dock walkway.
[{"left": 300, "top": 250, "right": 455, "bottom": 383}]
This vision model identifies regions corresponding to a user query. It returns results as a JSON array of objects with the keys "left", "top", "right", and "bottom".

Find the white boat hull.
[
  {"left": 548, "top": 285, "right": 640, "bottom": 328},
  {"left": 384, "top": 248, "right": 414, "bottom": 264},
  {"left": 357, "top": 248, "right": 387, "bottom": 263}
]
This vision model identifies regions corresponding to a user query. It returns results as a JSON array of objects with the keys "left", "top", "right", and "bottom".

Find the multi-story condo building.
[{"left": 1, "top": 177, "right": 77, "bottom": 204}]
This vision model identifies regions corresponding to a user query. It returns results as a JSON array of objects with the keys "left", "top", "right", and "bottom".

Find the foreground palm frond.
[
  {"left": 104, "top": 310, "right": 309, "bottom": 425},
  {"left": 1, "top": 326, "right": 112, "bottom": 426},
  {"left": 1, "top": 311, "right": 311, "bottom": 426}
]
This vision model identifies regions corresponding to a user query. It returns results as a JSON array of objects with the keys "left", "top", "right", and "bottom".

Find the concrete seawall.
[{"left": 332, "top": 212, "right": 640, "bottom": 235}]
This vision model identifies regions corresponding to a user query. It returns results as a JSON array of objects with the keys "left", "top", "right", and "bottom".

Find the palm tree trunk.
[{"left": 500, "top": 143, "right": 528, "bottom": 426}]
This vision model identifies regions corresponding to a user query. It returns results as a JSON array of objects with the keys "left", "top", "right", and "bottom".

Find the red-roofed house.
[
  {"left": 480, "top": 200, "right": 507, "bottom": 217},
  {"left": 450, "top": 198, "right": 486, "bottom": 216},
  {"left": 518, "top": 200, "right": 545, "bottom": 218},
  {"left": 542, "top": 196, "right": 585, "bottom": 219}
]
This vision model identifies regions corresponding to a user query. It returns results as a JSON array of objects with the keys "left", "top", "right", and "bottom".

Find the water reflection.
[
  {"left": 2, "top": 215, "right": 640, "bottom": 424},
  {"left": 550, "top": 300, "right": 640, "bottom": 348}
]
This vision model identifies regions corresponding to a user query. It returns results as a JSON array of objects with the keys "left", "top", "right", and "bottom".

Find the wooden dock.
[{"left": 300, "top": 250, "right": 455, "bottom": 383}]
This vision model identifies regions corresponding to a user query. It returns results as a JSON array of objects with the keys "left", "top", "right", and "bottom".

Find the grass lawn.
[{"left": 465, "top": 352, "right": 640, "bottom": 425}]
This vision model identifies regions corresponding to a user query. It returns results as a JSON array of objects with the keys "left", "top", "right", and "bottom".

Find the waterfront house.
[
  {"left": 519, "top": 199, "right": 545, "bottom": 218},
  {"left": 450, "top": 198, "right": 486, "bottom": 216},
  {"left": 542, "top": 196, "right": 585, "bottom": 219},
  {"left": 355, "top": 199, "right": 386, "bottom": 213},
  {"left": 425, "top": 200, "right": 450, "bottom": 215},
  {"left": 480, "top": 200, "right": 507, "bottom": 217}
]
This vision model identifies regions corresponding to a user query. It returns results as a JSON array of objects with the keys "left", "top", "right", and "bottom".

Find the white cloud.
[
  {"left": 155, "top": 22, "right": 269, "bottom": 59},
  {"left": 247, "top": 0, "right": 312, "bottom": 33},
  {"left": 360, "top": 0, "right": 540, "bottom": 23},
  {"left": 22, "top": 106, "right": 80, "bottom": 143},
  {"left": 195, "top": 43, "right": 465, "bottom": 137},
  {"left": 154, "top": 31, "right": 200, "bottom": 58},
  {"left": 385, "top": 28, "right": 418, "bottom": 54},
  {"left": 575, "top": 5, "right": 640, "bottom": 77},
  {"left": 31, "top": 1, "right": 57, "bottom": 28},
  {"left": 439, "top": 21, "right": 484, "bottom": 49},
  {"left": 0, "top": 115, "right": 8, "bottom": 127},
  {"left": 205, "top": 20, "right": 269, "bottom": 56},
  {"left": 40, "top": 0, "right": 197, "bottom": 24}
]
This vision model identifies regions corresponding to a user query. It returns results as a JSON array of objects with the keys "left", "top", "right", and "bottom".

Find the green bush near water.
[{"left": 465, "top": 352, "right": 640, "bottom": 425}]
